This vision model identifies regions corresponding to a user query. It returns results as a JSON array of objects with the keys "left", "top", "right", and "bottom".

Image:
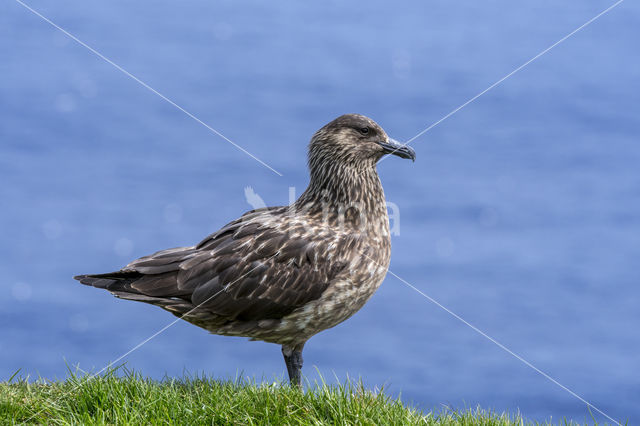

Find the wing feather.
[{"left": 76, "top": 207, "right": 351, "bottom": 324}]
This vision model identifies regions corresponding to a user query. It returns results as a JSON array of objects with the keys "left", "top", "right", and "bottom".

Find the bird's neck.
[{"left": 293, "top": 162, "right": 389, "bottom": 231}]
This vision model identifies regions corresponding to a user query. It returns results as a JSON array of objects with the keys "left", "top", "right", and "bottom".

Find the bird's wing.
[{"left": 76, "top": 207, "right": 350, "bottom": 322}]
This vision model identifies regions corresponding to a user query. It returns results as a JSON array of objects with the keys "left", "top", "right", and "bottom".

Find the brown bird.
[{"left": 75, "top": 114, "right": 415, "bottom": 385}]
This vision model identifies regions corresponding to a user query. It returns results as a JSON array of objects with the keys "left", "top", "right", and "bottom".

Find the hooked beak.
[{"left": 379, "top": 138, "right": 416, "bottom": 161}]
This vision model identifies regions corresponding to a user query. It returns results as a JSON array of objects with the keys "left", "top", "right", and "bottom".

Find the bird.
[{"left": 75, "top": 113, "right": 415, "bottom": 386}]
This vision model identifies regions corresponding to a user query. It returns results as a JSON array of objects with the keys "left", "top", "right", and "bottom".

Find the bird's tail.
[
  {"left": 74, "top": 271, "right": 203, "bottom": 321},
  {"left": 74, "top": 271, "right": 141, "bottom": 292}
]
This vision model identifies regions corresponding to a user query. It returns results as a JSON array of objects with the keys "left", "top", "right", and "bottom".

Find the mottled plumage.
[{"left": 75, "top": 113, "right": 415, "bottom": 385}]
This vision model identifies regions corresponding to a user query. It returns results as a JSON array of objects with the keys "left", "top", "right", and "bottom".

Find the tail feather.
[
  {"left": 74, "top": 271, "right": 142, "bottom": 291},
  {"left": 74, "top": 269, "right": 191, "bottom": 298},
  {"left": 74, "top": 272, "right": 215, "bottom": 325}
]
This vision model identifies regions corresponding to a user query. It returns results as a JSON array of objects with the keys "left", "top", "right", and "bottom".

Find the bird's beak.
[{"left": 379, "top": 138, "right": 416, "bottom": 161}]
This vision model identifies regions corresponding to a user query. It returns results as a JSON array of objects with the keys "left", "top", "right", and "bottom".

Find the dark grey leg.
[{"left": 282, "top": 344, "right": 304, "bottom": 386}]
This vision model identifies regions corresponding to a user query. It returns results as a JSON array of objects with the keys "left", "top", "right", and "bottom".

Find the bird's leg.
[{"left": 281, "top": 344, "right": 305, "bottom": 387}]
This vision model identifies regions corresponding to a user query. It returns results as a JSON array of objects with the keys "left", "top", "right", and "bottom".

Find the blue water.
[{"left": 1, "top": 0, "right": 639, "bottom": 423}]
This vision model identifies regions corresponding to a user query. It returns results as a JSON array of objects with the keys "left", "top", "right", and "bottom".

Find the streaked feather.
[{"left": 74, "top": 114, "right": 400, "bottom": 348}]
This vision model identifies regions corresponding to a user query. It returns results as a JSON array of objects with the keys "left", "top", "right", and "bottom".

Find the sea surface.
[{"left": 1, "top": 1, "right": 639, "bottom": 423}]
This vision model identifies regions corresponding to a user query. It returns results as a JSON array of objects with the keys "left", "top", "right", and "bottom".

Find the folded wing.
[{"left": 75, "top": 207, "right": 348, "bottom": 323}]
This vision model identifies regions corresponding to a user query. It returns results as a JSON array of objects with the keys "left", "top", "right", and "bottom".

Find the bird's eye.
[{"left": 359, "top": 127, "right": 369, "bottom": 135}]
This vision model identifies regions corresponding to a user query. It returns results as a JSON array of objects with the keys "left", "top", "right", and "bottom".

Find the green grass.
[{"left": 0, "top": 368, "right": 583, "bottom": 425}]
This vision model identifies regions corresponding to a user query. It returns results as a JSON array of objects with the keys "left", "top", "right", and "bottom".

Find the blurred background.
[{"left": 1, "top": 0, "right": 638, "bottom": 423}]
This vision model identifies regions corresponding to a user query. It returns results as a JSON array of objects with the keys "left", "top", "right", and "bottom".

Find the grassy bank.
[{"left": 1, "top": 369, "right": 541, "bottom": 424}]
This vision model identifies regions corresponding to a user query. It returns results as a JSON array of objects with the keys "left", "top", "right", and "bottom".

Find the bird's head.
[{"left": 308, "top": 114, "right": 416, "bottom": 171}]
